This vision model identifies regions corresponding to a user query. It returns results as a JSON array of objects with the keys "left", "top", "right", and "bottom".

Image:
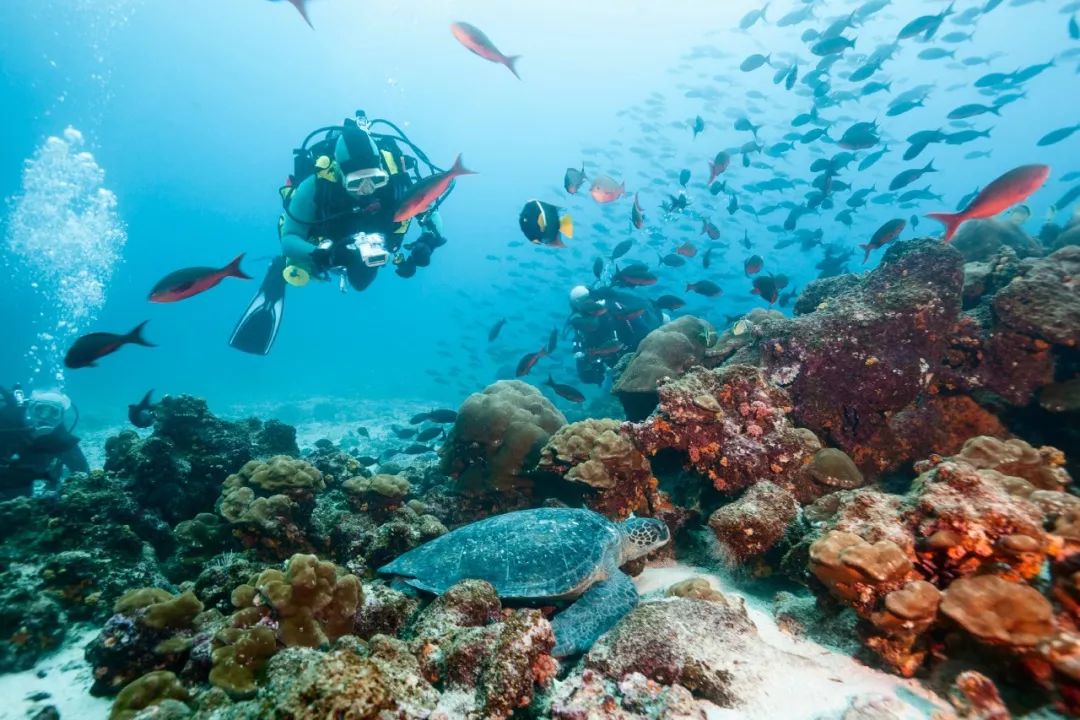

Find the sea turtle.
[{"left": 378, "top": 507, "right": 670, "bottom": 657}]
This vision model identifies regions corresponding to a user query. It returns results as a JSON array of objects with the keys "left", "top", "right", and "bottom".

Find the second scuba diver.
[
  {"left": 230, "top": 112, "right": 452, "bottom": 355},
  {"left": 566, "top": 285, "right": 663, "bottom": 385}
]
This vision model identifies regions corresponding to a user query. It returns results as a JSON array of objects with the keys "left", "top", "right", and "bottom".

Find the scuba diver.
[
  {"left": 0, "top": 385, "right": 89, "bottom": 499},
  {"left": 230, "top": 111, "right": 452, "bottom": 355},
  {"left": 567, "top": 285, "right": 663, "bottom": 385}
]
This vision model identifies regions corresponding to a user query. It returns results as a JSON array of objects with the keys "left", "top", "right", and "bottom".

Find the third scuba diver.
[
  {"left": 567, "top": 285, "right": 663, "bottom": 385},
  {"left": 230, "top": 111, "right": 453, "bottom": 355}
]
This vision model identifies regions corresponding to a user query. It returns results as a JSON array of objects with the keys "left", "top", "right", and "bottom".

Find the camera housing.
[{"left": 353, "top": 232, "right": 389, "bottom": 267}]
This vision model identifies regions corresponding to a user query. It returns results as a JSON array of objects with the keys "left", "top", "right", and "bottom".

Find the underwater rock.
[
  {"left": 584, "top": 595, "right": 769, "bottom": 708},
  {"left": 961, "top": 246, "right": 1023, "bottom": 309},
  {"left": 353, "top": 582, "right": 420, "bottom": 640},
  {"left": 627, "top": 364, "right": 820, "bottom": 499},
  {"left": 951, "top": 218, "right": 1043, "bottom": 262},
  {"left": 992, "top": 245, "right": 1080, "bottom": 348},
  {"left": 103, "top": 394, "right": 298, "bottom": 525},
  {"left": 940, "top": 574, "right": 1054, "bottom": 649},
  {"left": 440, "top": 380, "right": 566, "bottom": 495},
  {"left": 707, "top": 481, "right": 798, "bottom": 566},
  {"left": 406, "top": 579, "right": 558, "bottom": 720},
  {"left": 536, "top": 418, "right": 659, "bottom": 518},
  {"left": 613, "top": 315, "right": 720, "bottom": 421},
  {"left": 739, "top": 239, "right": 974, "bottom": 473},
  {"left": 216, "top": 456, "right": 326, "bottom": 560},
  {"left": 546, "top": 669, "right": 712, "bottom": 719},
  {"left": 0, "top": 573, "right": 66, "bottom": 673},
  {"left": 947, "top": 670, "right": 1010, "bottom": 720}
]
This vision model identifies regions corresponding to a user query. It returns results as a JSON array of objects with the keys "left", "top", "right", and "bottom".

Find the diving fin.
[{"left": 229, "top": 257, "right": 287, "bottom": 356}]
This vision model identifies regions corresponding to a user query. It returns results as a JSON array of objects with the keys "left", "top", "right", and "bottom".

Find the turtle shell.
[{"left": 379, "top": 507, "right": 621, "bottom": 599}]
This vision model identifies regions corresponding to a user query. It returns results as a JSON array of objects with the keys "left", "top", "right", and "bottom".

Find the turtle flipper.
[{"left": 551, "top": 569, "right": 638, "bottom": 657}]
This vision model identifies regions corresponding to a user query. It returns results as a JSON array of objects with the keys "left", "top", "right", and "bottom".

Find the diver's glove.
[{"left": 395, "top": 232, "right": 445, "bottom": 277}]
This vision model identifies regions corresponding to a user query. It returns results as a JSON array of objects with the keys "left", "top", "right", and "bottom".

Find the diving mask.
[
  {"left": 344, "top": 167, "right": 390, "bottom": 197},
  {"left": 26, "top": 390, "right": 70, "bottom": 437}
]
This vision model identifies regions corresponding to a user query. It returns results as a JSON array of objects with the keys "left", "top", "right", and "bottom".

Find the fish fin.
[
  {"left": 225, "top": 253, "right": 253, "bottom": 280},
  {"left": 504, "top": 55, "right": 522, "bottom": 80},
  {"left": 926, "top": 211, "right": 964, "bottom": 243},
  {"left": 860, "top": 244, "right": 871, "bottom": 263},
  {"left": 449, "top": 154, "right": 476, "bottom": 177},
  {"left": 537, "top": 205, "right": 547, "bottom": 232},
  {"left": 126, "top": 320, "right": 156, "bottom": 348},
  {"left": 141, "top": 389, "right": 154, "bottom": 406},
  {"left": 560, "top": 213, "right": 574, "bottom": 239},
  {"left": 546, "top": 374, "right": 555, "bottom": 386},
  {"left": 287, "top": 0, "right": 314, "bottom": 28}
]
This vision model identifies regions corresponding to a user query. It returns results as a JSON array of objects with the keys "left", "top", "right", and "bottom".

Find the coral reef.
[
  {"left": 991, "top": 245, "right": 1080, "bottom": 348},
  {"left": 216, "top": 456, "right": 325, "bottom": 559},
  {"left": 440, "top": 380, "right": 566, "bottom": 494},
  {"left": 86, "top": 587, "right": 206, "bottom": 696},
  {"left": 613, "top": 315, "right": 720, "bottom": 421},
  {"left": 708, "top": 481, "right": 798, "bottom": 566},
  {"left": 546, "top": 669, "right": 713, "bottom": 719},
  {"left": 104, "top": 394, "right": 298, "bottom": 524},
  {"left": 803, "top": 435, "right": 1079, "bottom": 705},
  {"left": 108, "top": 670, "right": 190, "bottom": 720},
  {"left": 627, "top": 364, "right": 820, "bottom": 498},
  {"left": 536, "top": 418, "right": 659, "bottom": 518}
]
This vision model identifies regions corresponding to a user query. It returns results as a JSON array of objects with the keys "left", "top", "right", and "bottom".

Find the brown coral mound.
[
  {"left": 940, "top": 575, "right": 1054, "bottom": 648},
  {"left": 217, "top": 456, "right": 325, "bottom": 559},
  {"left": 627, "top": 364, "right": 819, "bottom": 497},
  {"left": 809, "top": 531, "right": 918, "bottom": 616},
  {"left": 440, "top": 380, "right": 566, "bottom": 494},
  {"left": 536, "top": 418, "right": 659, "bottom": 518},
  {"left": 613, "top": 315, "right": 720, "bottom": 420},
  {"left": 210, "top": 554, "right": 361, "bottom": 697}
]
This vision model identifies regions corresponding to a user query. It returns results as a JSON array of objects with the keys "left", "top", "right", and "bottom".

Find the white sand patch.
[
  {"left": 0, "top": 626, "right": 109, "bottom": 720},
  {"left": 635, "top": 563, "right": 950, "bottom": 720}
]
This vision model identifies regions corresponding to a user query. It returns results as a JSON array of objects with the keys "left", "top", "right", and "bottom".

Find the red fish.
[
  {"left": 676, "top": 241, "right": 698, "bottom": 257},
  {"left": 927, "top": 164, "right": 1050, "bottom": 242},
  {"left": 515, "top": 345, "right": 547, "bottom": 377},
  {"left": 744, "top": 254, "right": 764, "bottom": 276},
  {"left": 149, "top": 254, "right": 251, "bottom": 303},
  {"left": 700, "top": 219, "right": 721, "bottom": 240},
  {"left": 588, "top": 342, "right": 625, "bottom": 357},
  {"left": 64, "top": 321, "right": 155, "bottom": 369},
  {"left": 394, "top": 155, "right": 475, "bottom": 223},
  {"left": 751, "top": 276, "right": 780, "bottom": 305},
  {"left": 450, "top": 22, "right": 521, "bottom": 79},
  {"left": 590, "top": 175, "right": 626, "bottom": 203},
  {"left": 708, "top": 152, "right": 731, "bottom": 183}
]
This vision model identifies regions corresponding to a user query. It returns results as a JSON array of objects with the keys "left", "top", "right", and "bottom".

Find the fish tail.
[
  {"left": 560, "top": 213, "right": 574, "bottom": 238},
  {"left": 289, "top": 0, "right": 314, "bottom": 29},
  {"left": 126, "top": 320, "right": 157, "bottom": 348},
  {"left": 859, "top": 244, "right": 871, "bottom": 263},
  {"left": 225, "top": 253, "right": 253, "bottom": 280},
  {"left": 546, "top": 374, "right": 555, "bottom": 387},
  {"left": 504, "top": 55, "right": 522, "bottom": 80},
  {"left": 926, "top": 211, "right": 964, "bottom": 243},
  {"left": 450, "top": 154, "right": 476, "bottom": 177}
]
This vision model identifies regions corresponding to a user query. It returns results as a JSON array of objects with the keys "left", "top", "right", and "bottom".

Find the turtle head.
[{"left": 618, "top": 516, "right": 671, "bottom": 562}]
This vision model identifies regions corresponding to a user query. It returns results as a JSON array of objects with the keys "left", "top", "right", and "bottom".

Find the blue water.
[{"left": 1, "top": 0, "right": 1077, "bottom": 431}]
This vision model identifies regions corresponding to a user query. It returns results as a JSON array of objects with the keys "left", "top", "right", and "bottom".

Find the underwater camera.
[{"left": 351, "top": 232, "right": 389, "bottom": 268}]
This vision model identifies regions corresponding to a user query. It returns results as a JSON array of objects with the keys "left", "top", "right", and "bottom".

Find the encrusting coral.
[{"left": 536, "top": 418, "right": 659, "bottom": 518}]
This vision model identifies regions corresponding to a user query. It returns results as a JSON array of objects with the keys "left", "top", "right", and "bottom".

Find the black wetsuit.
[
  {"left": 0, "top": 392, "right": 88, "bottom": 499},
  {"left": 570, "top": 289, "right": 662, "bottom": 385}
]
